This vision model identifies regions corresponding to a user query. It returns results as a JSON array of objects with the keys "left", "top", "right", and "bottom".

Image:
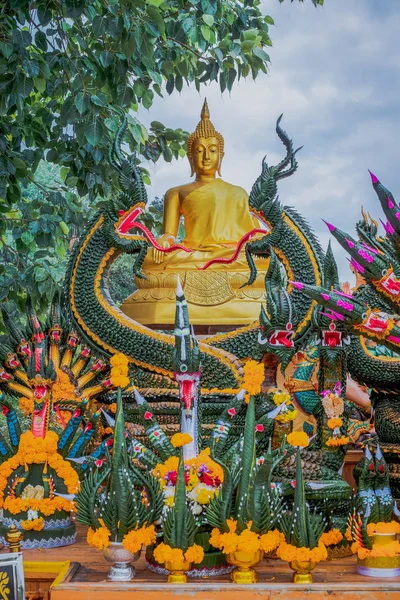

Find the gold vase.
[
  {"left": 227, "top": 549, "right": 263, "bottom": 583},
  {"left": 164, "top": 560, "right": 191, "bottom": 583},
  {"left": 289, "top": 559, "right": 316, "bottom": 584},
  {"left": 357, "top": 533, "right": 400, "bottom": 577}
]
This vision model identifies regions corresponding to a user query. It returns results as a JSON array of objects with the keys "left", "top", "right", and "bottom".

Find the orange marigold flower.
[
  {"left": 184, "top": 544, "right": 204, "bottom": 564},
  {"left": 19, "top": 397, "right": 34, "bottom": 415},
  {"left": 87, "top": 526, "right": 111, "bottom": 550},
  {"left": 170, "top": 433, "right": 193, "bottom": 448},
  {"left": 320, "top": 529, "right": 343, "bottom": 546},
  {"left": 242, "top": 360, "right": 264, "bottom": 399},
  {"left": 327, "top": 417, "right": 343, "bottom": 430},
  {"left": 326, "top": 436, "right": 349, "bottom": 447},
  {"left": 287, "top": 431, "right": 309, "bottom": 448}
]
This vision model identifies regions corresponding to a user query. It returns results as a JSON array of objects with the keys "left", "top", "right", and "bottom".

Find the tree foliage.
[{"left": 0, "top": 0, "right": 322, "bottom": 319}]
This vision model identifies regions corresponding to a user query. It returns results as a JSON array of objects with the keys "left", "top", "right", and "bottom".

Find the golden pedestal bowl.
[{"left": 226, "top": 549, "right": 263, "bottom": 584}]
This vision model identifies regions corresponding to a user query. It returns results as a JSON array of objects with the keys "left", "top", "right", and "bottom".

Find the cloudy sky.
[{"left": 139, "top": 0, "right": 400, "bottom": 282}]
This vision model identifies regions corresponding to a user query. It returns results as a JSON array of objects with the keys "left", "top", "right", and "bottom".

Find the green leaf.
[
  {"left": 252, "top": 47, "right": 270, "bottom": 62},
  {"left": 265, "top": 15, "right": 275, "bottom": 25},
  {"left": 17, "top": 77, "right": 33, "bottom": 98},
  {"left": 74, "top": 92, "right": 89, "bottom": 115},
  {"left": 34, "top": 78, "right": 46, "bottom": 93},
  {"left": 12, "top": 29, "right": 32, "bottom": 48},
  {"left": 59, "top": 221, "right": 69, "bottom": 235},
  {"left": 99, "top": 51, "right": 114, "bottom": 68},
  {"left": 146, "top": 0, "right": 164, "bottom": 6},
  {"left": 90, "top": 93, "right": 108, "bottom": 107},
  {"left": 202, "top": 14, "right": 214, "bottom": 27},
  {"left": 201, "top": 25, "right": 211, "bottom": 42},
  {"left": 84, "top": 117, "right": 105, "bottom": 146},
  {"left": 146, "top": 6, "right": 166, "bottom": 37}
]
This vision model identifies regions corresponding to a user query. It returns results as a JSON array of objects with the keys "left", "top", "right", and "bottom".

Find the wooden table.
[{"left": 13, "top": 523, "right": 400, "bottom": 600}]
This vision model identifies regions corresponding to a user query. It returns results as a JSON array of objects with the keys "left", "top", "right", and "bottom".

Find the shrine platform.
[{"left": 13, "top": 523, "right": 400, "bottom": 600}]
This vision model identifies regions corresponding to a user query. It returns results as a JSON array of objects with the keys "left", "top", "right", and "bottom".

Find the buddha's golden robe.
[
  {"left": 142, "top": 178, "right": 262, "bottom": 270},
  {"left": 121, "top": 178, "right": 269, "bottom": 325}
]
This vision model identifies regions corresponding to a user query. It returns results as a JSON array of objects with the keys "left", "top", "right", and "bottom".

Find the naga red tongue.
[
  {"left": 118, "top": 207, "right": 143, "bottom": 234},
  {"left": 386, "top": 277, "right": 400, "bottom": 292},
  {"left": 181, "top": 379, "right": 194, "bottom": 411}
]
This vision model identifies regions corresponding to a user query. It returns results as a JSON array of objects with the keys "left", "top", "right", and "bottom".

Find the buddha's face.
[{"left": 191, "top": 136, "right": 220, "bottom": 177}]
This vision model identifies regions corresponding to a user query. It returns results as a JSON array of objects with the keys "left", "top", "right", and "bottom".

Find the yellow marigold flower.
[
  {"left": 237, "top": 528, "right": 260, "bottom": 553},
  {"left": 320, "top": 529, "right": 343, "bottom": 546},
  {"left": 165, "top": 496, "right": 174, "bottom": 507},
  {"left": 226, "top": 518, "right": 237, "bottom": 533},
  {"left": 19, "top": 397, "right": 34, "bottom": 415},
  {"left": 219, "top": 532, "right": 239, "bottom": 554},
  {"left": 287, "top": 431, "right": 309, "bottom": 448},
  {"left": 170, "top": 433, "right": 193, "bottom": 448},
  {"left": 196, "top": 488, "right": 216, "bottom": 505},
  {"left": 260, "top": 530, "right": 284, "bottom": 553},
  {"left": 87, "top": 526, "right": 111, "bottom": 550},
  {"left": 110, "top": 353, "right": 129, "bottom": 389},
  {"left": 327, "top": 417, "right": 343, "bottom": 430},
  {"left": 209, "top": 528, "right": 222, "bottom": 549},
  {"left": 122, "top": 525, "right": 155, "bottom": 554},
  {"left": 185, "top": 544, "right": 204, "bottom": 564},
  {"left": 109, "top": 403, "right": 117, "bottom": 414},
  {"left": 272, "top": 390, "right": 291, "bottom": 406},
  {"left": 154, "top": 543, "right": 185, "bottom": 564},
  {"left": 21, "top": 517, "right": 44, "bottom": 531},
  {"left": 242, "top": 360, "right": 264, "bottom": 398},
  {"left": 276, "top": 409, "right": 298, "bottom": 424}
]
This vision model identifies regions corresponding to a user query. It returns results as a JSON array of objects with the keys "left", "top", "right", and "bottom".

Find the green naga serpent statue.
[
  {"left": 294, "top": 171, "right": 400, "bottom": 496},
  {"left": 64, "top": 116, "right": 324, "bottom": 394}
]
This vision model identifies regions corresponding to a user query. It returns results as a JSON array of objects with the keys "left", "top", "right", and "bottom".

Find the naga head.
[
  {"left": 258, "top": 250, "right": 296, "bottom": 369},
  {"left": 173, "top": 278, "right": 201, "bottom": 413}
]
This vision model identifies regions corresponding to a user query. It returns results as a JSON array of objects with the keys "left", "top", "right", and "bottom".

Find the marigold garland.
[
  {"left": 320, "top": 529, "right": 343, "bottom": 546},
  {"left": 277, "top": 540, "right": 328, "bottom": 564},
  {"left": 52, "top": 369, "right": 76, "bottom": 402},
  {"left": 21, "top": 517, "right": 44, "bottom": 531},
  {"left": 87, "top": 525, "right": 111, "bottom": 550},
  {"left": 0, "top": 431, "right": 79, "bottom": 516},
  {"left": 272, "top": 389, "right": 291, "bottom": 406},
  {"left": 327, "top": 417, "right": 343, "bottom": 430},
  {"left": 366, "top": 521, "right": 400, "bottom": 535},
  {"left": 242, "top": 360, "right": 264, "bottom": 402},
  {"left": 110, "top": 353, "right": 130, "bottom": 388},
  {"left": 18, "top": 397, "right": 34, "bottom": 415},
  {"left": 153, "top": 542, "right": 204, "bottom": 565},
  {"left": 122, "top": 524, "right": 156, "bottom": 553},
  {"left": 170, "top": 433, "right": 192, "bottom": 448},
  {"left": 209, "top": 520, "right": 283, "bottom": 555},
  {"left": 352, "top": 539, "right": 400, "bottom": 560},
  {"left": 286, "top": 431, "right": 309, "bottom": 448},
  {"left": 325, "top": 436, "right": 349, "bottom": 447}
]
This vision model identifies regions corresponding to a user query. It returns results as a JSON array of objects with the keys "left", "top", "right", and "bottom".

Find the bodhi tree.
[{"left": 0, "top": 0, "right": 323, "bottom": 317}]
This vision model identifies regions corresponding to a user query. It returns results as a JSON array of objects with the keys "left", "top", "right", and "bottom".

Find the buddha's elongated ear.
[{"left": 217, "top": 153, "right": 224, "bottom": 177}]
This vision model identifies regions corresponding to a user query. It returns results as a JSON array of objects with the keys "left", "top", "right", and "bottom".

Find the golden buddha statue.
[{"left": 121, "top": 100, "right": 269, "bottom": 329}]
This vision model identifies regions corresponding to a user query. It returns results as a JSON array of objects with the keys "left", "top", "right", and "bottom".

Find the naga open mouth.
[
  {"left": 259, "top": 329, "right": 294, "bottom": 348},
  {"left": 322, "top": 329, "right": 342, "bottom": 348}
]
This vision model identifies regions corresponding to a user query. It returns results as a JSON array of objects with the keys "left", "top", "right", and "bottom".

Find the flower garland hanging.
[
  {"left": 321, "top": 383, "right": 348, "bottom": 447},
  {"left": 51, "top": 369, "right": 77, "bottom": 403},
  {"left": 110, "top": 353, "right": 130, "bottom": 388},
  {"left": 0, "top": 431, "right": 79, "bottom": 516},
  {"left": 242, "top": 360, "right": 264, "bottom": 403},
  {"left": 21, "top": 517, "right": 44, "bottom": 531},
  {"left": 270, "top": 388, "right": 298, "bottom": 423}
]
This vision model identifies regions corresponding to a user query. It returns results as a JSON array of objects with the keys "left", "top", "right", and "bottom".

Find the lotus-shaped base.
[
  {"left": 103, "top": 542, "right": 140, "bottom": 581},
  {"left": 289, "top": 559, "right": 316, "bottom": 584},
  {"left": 165, "top": 560, "right": 191, "bottom": 583},
  {"left": 227, "top": 549, "right": 263, "bottom": 584}
]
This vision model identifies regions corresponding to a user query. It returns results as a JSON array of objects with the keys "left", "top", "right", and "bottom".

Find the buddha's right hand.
[{"left": 153, "top": 234, "right": 176, "bottom": 264}]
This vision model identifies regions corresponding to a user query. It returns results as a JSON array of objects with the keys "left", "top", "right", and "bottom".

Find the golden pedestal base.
[
  {"left": 289, "top": 560, "right": 316, "bottom": 584},
  {"left": 121, "top": 260, "right": 269, "bottom": 327},
  {"left": 165, "top": 560, "right": 191, "bottom": 584},
  {"left": 227, "top": 550, "right": 263, "bottom": 584}
]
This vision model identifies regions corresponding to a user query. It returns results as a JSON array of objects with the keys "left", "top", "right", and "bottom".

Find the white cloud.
[{"left": 137, "top": 0, "right": 400, "bottom": 282}]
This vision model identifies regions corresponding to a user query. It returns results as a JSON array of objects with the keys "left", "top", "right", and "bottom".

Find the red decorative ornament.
[
  {"left": 255, "top": 424, "right": 264, "bottom": 432},
  {"left": 227, "top": 408, "right": 236, "bottom": 417},
  {"left": 144, "top": 411, "right": 153, "bottom": 420}
]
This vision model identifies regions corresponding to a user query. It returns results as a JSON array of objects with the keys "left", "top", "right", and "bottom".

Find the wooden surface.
[{"left": 10, "top": 523, "right": 400, "bottom": 600}]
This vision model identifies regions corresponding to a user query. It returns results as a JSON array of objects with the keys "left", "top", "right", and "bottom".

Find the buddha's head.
[{"left": 187, "top": 100, "right": 224, "bottom": 178}]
